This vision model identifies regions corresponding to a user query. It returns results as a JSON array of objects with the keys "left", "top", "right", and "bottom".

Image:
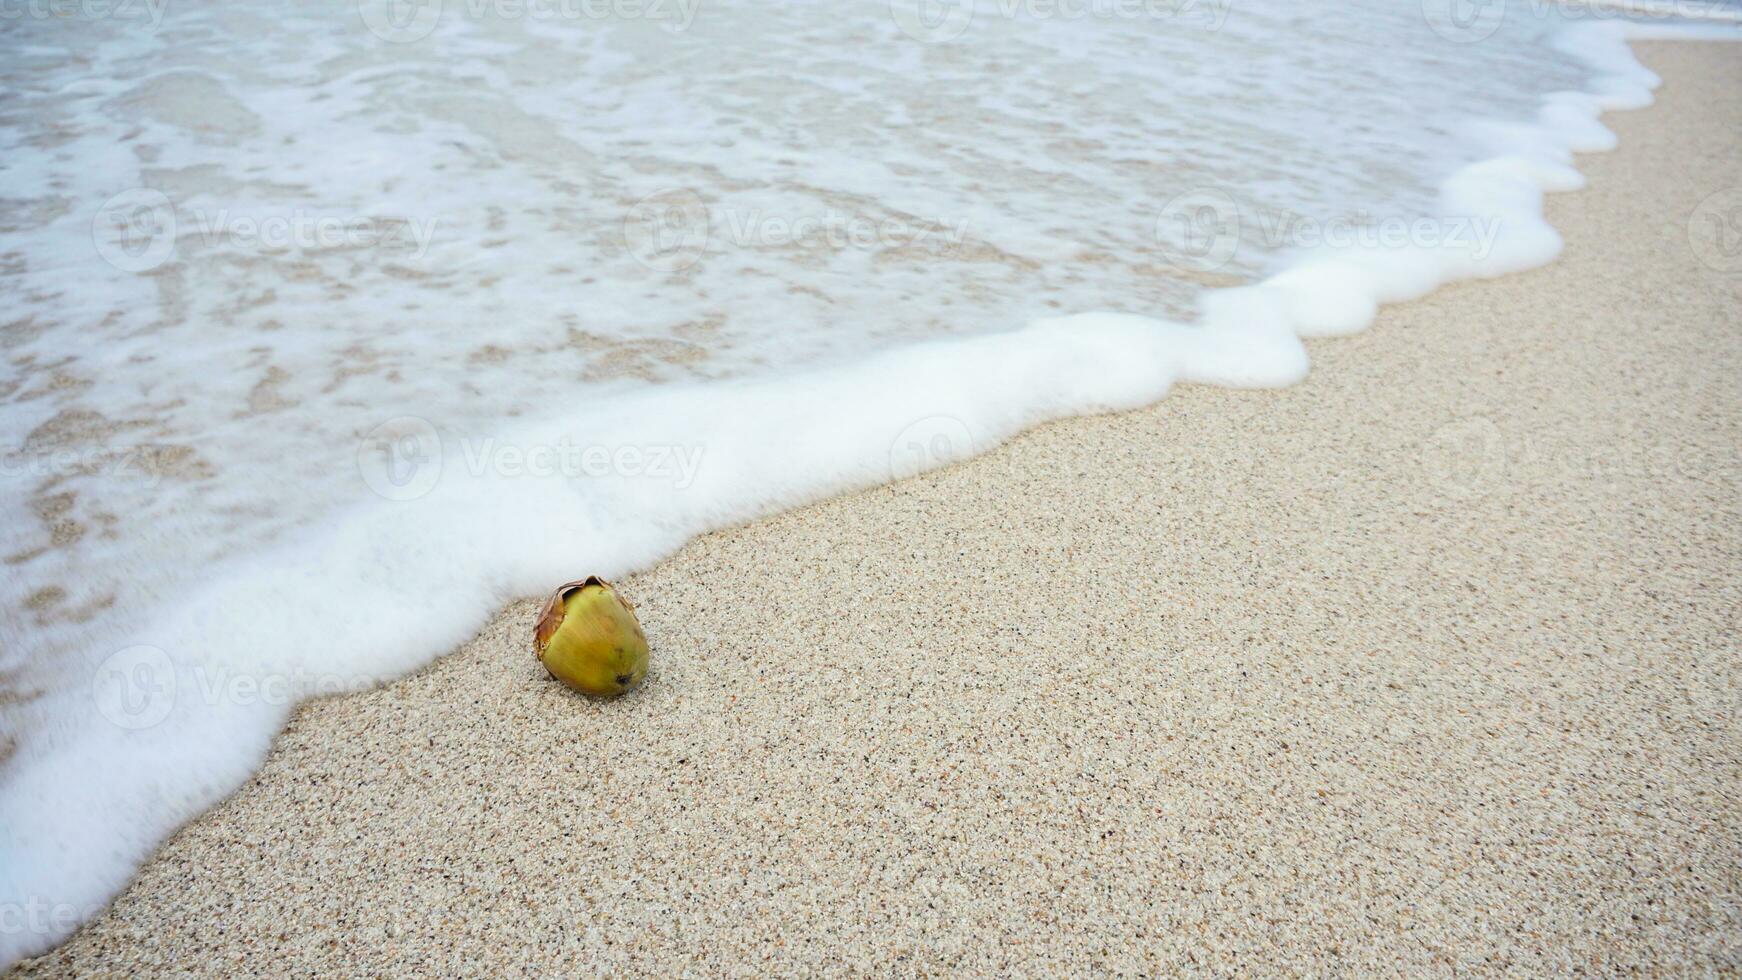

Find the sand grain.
[{"left": 16, "top": 41, "right": 1742, "bottom": 977}]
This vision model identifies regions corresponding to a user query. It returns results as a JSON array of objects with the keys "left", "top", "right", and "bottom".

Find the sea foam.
[{"left": 0, "top": 2, "right": 1737, "bottom": 965}]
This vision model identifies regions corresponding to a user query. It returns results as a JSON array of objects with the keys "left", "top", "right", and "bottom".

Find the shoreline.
[
  {"left": 0, "top": 21, "right": 1687, "bottom": 945},
  {"left": 15, "top": 40, "right": 1742, "bottom": 975}
]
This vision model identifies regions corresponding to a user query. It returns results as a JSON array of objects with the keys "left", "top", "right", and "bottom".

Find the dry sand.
[{"left": 17, "top": 41, "right": 1742, "bottom": 976}]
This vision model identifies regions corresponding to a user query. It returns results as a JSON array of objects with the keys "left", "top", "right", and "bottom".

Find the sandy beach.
[{"left": 15, "top": 40, "right": 1740, "bottom": 975}]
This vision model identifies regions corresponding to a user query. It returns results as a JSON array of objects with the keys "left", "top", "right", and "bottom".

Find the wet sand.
[{"left": 16, "top": 41, "right": 1742, "bottom": 976}]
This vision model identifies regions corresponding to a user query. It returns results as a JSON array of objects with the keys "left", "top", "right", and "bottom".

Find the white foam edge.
[{"left": 1, "top": 19, "right": 1736, "bottom": 968}]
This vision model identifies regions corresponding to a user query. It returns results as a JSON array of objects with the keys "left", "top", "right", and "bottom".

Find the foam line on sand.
[{"left": 11, "top": 39, "right": 1742, "bottom": 977}]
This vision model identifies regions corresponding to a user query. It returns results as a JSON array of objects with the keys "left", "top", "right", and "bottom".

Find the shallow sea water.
[
  {"left": 0, "top": 2, "right": 1600, "bottom": 684},
  {"left": 9, "top": 0, "right": 1733, "bottom": 964}
]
